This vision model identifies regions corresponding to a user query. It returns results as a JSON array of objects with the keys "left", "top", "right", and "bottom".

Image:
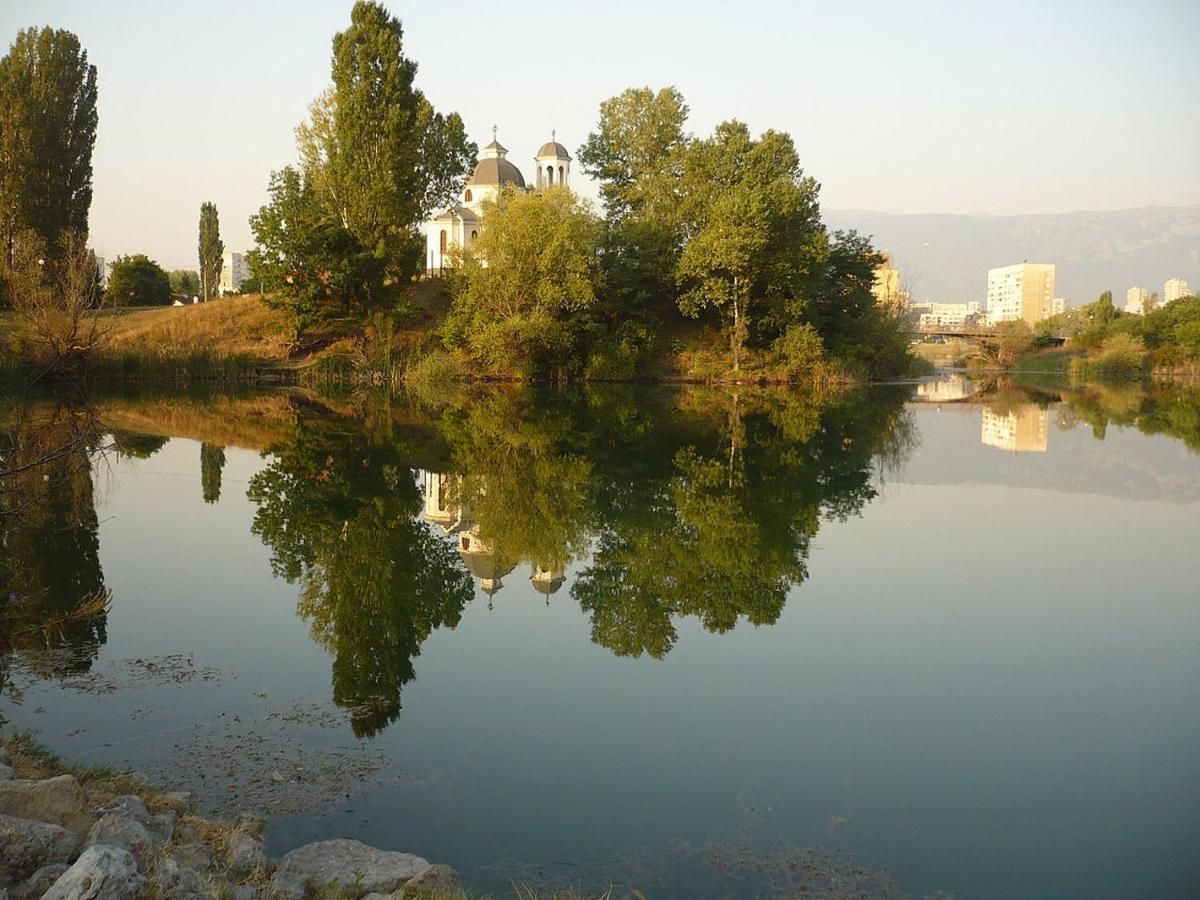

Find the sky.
[{"left": 2, "top": 0, "right": 1198, "bottom": 271}]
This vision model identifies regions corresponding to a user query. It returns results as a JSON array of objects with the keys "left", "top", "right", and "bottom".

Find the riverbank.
[{"left": 0, "top": 732, "right": 465, "bottom": 899}]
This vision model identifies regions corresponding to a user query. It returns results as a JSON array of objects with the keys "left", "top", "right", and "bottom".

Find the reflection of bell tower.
[
  {"left": 421, "top": 471, "right": 462, "bottom": 532},
  {"left": 535, "top": 132, "right": 571, "bottom": 189},
  {"left": 530, "top": 563, "right": 566, "bottom": 606}
]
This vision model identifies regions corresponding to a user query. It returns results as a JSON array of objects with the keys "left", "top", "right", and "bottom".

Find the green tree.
[
  {"left": 675, "top": 122, "right": 826, "bottom": 371},
  {"left": 295, "top": 1, "right": 475, "bottom": 280},
  {"left": 168, "top": 269, "right": 199, "bottom": 297},
  {"left": 198, "top": 202, "right": 223, "bottom": 301},
  {"left": 0, "top": 27, "right": 98, "bottom": 270},
  {"left": 200, "top": 443, "right": 225, "bottom": 504},
  {"left": 106, "top": 254, "right": 171, "bottom": 307},
  {"left": 443, "top": 186, "right": 602, "bottom": 375},
  {"left": 248, "top": 166, "right": 383, "bottom": 339}
]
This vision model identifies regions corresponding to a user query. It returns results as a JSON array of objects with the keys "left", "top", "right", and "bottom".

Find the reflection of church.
[
  {"left": 421, "top": 470, "right": 566, "bottom": 604},
  {"left": 423, "top": 129, "right": 572, "bottom": 274}
]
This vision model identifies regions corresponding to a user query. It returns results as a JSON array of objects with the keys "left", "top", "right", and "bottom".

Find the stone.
[
  {"left": 10, "top": 863, "right": 71, "bottom": 900},
  {"left": 43, "top": 845, "right": 147, "bottom": 900},
  {"left": 92, "top": 794, "right": 175, "bottom": 844},
  {"left": 229, "top": 885, "right": 259, "bottom": 900},
  {"left": 0, "top": 775, "right": 93, "bottom": 837},
  {"left": 0, "top": 747, "right": 11, "bottom": 765},
  {"left": 169, "top": 842, "right": 214, "bottom": 871},
  {"left": 160, "top": 791, "right": 194, "bottom": 813},
  {"left": 85, "top": 811, "right": 155, "bottom": 859},
  {"left": 403, "top": 864, "right": 463, "bottom": 896},
  {"left": 0, "top": 763, "right": 14, "bottom": 781},
  {"left": 151, "top": 854, "right": 211, "bottom": 899},
  {"left": 225, "top": 830, "right": 268, "bottom": 880},
  {"left": 93, "top": 795, "right": 149, "bottom": 821},
  {"left": 0, "top": 814, "right": 80, "bottom": 885},
  {"left": 268, "top": 839, "right": 431, "bottom": 899}
]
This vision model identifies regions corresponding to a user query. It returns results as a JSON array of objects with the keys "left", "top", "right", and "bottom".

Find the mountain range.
[{"left": 822, "top": 204, "right": 1200, "bottom": 305}]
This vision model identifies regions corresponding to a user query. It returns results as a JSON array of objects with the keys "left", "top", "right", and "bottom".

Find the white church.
[{"left": 423, "top": 130, "right": 572, "bottom": 275}]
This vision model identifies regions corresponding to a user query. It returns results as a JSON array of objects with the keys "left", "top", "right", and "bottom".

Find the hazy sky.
[{"left": 3, "top": 0, "right": 1198, "bottom": 270}]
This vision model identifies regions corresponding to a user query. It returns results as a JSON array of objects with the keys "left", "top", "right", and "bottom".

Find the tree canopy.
[
  {"left": 107, "top": 254, "right": 171, "bottom": 307},
  {"left": 198, "top": 202, "right": 223, "bottom": 301}
]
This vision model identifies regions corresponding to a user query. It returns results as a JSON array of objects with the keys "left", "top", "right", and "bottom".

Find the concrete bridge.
[{"left": 909, "top": 325, "right": 1068, "bottom": 346}]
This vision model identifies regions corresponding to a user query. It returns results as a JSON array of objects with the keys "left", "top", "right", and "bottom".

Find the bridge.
[{"left": 908, "top": 325, "right": 1068, "bottom": 346}]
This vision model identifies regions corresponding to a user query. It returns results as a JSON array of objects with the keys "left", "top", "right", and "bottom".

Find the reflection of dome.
[
  {"left": 537, "top": 141, "right": 571, "bottom": 160},
  {"left": 468, "top": 157, "right": 525, "bottom": 188},
  {"left": 531, "top": 574, "right": 566, "bottom": 596}
]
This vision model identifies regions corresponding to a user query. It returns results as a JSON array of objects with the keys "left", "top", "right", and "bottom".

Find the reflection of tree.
[
  {"left": 1, "top": 401, "right": 108, "bottom": 677},
  {"left": 1055, "top": 381, "right": 1200, "bottom": 452},
  {"left": 248, "top": 417, "right": 473, "bottom": 736},
  {"left": 200, "top": 443, "right": 226, "bottom": 504},
  {"left": 111, "top": 429, "right": 169, "bottom": 459}
]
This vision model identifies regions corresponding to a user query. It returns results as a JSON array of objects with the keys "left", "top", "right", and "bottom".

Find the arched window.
[
  {"left": 464, "top": 189, "right": 473, "bottom": 202},
  {"left": 470, "top": 230, "right": 478, "bottom": 241},
  {"left": 546, "top": 166, "right": 554, "bottom": 185},
  {"left": 559, "top": 165, "right": 565, "bottom": 184},
  {"left": 439, "top": 230, "right": 447, "bottom": 254}
]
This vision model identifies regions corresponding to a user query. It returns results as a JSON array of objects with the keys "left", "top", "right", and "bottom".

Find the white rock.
[
  {"left": 268, "top": 839, "right": 431, "bottom": 899},
  {"left": 11, "top": 863, "right": 72, "bottom": 900},
  {"left": 85, "top": 812, "right": 155, "bottom": 859},
  {"left": 0, "top": 775, "right": 93, "bottom": 837},
  {"left": 405, "top": 863, "right": 464, "bottom": 895},
  {"left": 43, "top": 845, "right": 147, "bottom": 900}
]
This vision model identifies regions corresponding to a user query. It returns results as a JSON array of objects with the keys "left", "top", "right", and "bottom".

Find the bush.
[
  {"left": 1075, "top": 333, "right": 1149, "bottom": 377},
  {"left": 584, "top": 320, "right": 656, "bottom": 380},
  {"left": 772, "top": 323, "right": 826, "bottom": 380},
  {"left": 404, "top": 349, "right": 466, "bottom": 389}
]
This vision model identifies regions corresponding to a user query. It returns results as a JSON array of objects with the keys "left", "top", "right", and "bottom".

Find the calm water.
[{"left": 2, "top": 378, "right": 1198, "bottom": 898}]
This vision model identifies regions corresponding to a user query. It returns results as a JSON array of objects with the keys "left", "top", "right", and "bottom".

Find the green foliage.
[
  {"left": 200, "top": 442, "right": 226, "bottom": 503},
  {"left": 0, "top": 27, "right": 98, "bottom": 272},
  {"left": 168, "top": 270, "right": 200, "bottom": 297},
  {"left": 1072, "top": 332, "right": 1149, "bottom": 377},
  {"left": 106, "top": 254, "right": 171, "bottom": 307},
  {"left": 296, "top": 1, "right": 475, "bottom": 280},
  {"left": 772, "top": 324, "right": 826, "bottom": 380},
  {"left": 198, "top": 202, "right": 223, "bottom": 301},
  {"left": 249, "top": 167, "right": 383, "bottom": 338},
  {"left": 443, "top": 187, "right": 602, "bottom": 376}
]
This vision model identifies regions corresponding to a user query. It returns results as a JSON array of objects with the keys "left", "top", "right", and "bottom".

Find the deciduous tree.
[
  {"left": 106, "top": 254, "right": 171, "bottom": 307},
  {"left": 198, "top": 202, "right": 223, "bottom": 301}
]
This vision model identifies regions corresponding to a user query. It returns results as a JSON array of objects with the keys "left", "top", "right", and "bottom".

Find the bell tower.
[{"left": 535, "top": 131, "right": 571, "bottom": 189}]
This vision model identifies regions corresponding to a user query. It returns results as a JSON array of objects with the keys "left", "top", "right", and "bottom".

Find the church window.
[
  {"left": 464, "top": 189, "right": 473, "bottom": 202},
  {"left": 471, "top": 230, "right": 478, "bottom": 240},
  {"left": 546, "top": 166, "right": 554, "bottom": 185},
  {"left": 439, "top": 230, "right": 447, "bottom": 253},
  {"left": 559, "top": 165, "right": 564, "bottom": 183}
]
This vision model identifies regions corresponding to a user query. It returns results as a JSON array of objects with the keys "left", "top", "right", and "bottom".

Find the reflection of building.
[
  {"left": 420, "top": 470, "right": 516, "bottom": 600},
  {"left": 987, "top": 263, "right": 1056, "bottom": 325},
  {"left": 423, "top": 470, "right": 463, "bottom": 531},
  {"left": 1125, "top": 286, "right": 1151, "bottom": 316},
  {"left": 1164, "top": 277, "right": 1191, "bottom": 304},
  {"left": 219, "top": 250, "right": 248, "bottom": 294},
  {"left": 531, "top": 564, "right": 565, "bottom": 602},
  {"left": 915, "top": 375, "right": 976, "bottom": 403},
  {"left": 981, "top": 407, "right": 1049, "bottom": 453}
]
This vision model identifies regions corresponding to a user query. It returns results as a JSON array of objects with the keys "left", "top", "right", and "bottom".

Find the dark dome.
[
  {"left": 468, "top": 157, "right": 525, "bottom": 188},
  {"left": 537, "top": 141, "right": 571, "bottom": 160}
]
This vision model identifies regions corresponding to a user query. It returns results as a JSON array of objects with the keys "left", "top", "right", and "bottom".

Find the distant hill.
[{"left": 823, "top": 204, "right": 1200, "bottom": 305}]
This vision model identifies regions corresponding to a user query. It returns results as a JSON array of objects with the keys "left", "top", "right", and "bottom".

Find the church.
[{"left": 423, "top": 130, "right": 572, "bottom": 275}]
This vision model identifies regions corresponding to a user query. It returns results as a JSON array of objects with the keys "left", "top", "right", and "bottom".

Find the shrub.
[
  {"left": 1075, "top": 333, "right": 1149, "bottom": 377},
  {"left": 772, "top": 324, "right": 826, "bottom": 380}
]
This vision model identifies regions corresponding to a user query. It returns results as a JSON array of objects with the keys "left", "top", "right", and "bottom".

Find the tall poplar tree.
[
  {"left": 198, "top": 202, "right": 223, "bottom": 301},
  {"left": 0, "top": 27, "right": 98, "bottom": 269}
]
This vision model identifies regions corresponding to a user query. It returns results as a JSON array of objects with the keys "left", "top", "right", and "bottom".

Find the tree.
[
  {"left": 200, "top": 443, "right": 225, "bottom": 504},
  {"left": 3, "top": 229, "right": 109, "bottom": 375},
  {"left": 443, "top": 186, "right": 602, "bottom": 375},
  {"left": 168, "top": 269, "right": 199, "bottom": 297},
  {"left": 198, "top": 202, "right": 223, "bottom": 301},
  {"left": 295, "top": 1, "right": 475, "bottom": 280},
  {"left": 675, "top": 122, "right": 826, "bottom": 371},
  {"left": 0, "top": 27, "right": 98, "bottom": 270},
  {"left": 248, "top": 166, "right": 383, "bottom": 339},
  {"left": 106, "top": 254, "right": 171, "bottom": 307}
]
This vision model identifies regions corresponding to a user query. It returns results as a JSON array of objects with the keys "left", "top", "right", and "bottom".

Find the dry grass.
[{"left": 96, "top": 296, "right": 293, "bottom": 361}]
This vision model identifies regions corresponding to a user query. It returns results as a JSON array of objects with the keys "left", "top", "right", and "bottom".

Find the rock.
[
  {"left": 0, "top": 775, "right": 93, "bottom": 837},
  {"left": 151, "top": 854, "right": 211, "bottom": 899},
  {"left": 225, "top": 830, "right": 268, "bottom": 880},
  {"left": 0, "top": 747, "right": 11, "bottom": 765},
  {"left": 160, "top": 791, "right": 194, "bottom": 813},
  {"left": 93, "top": 794, "right": 176, "bottom": 844},
  {"left": 0, "top": 763, "right": 14, "bottom": 781},
  {"left": 0, "top": 814, "right": 80, "bottom": 885},
  {"left": 228, "top": 885, "right": 258, "bottom": 900},
  {"left": 10, "top": 863, "right": 71, "bottom": 900},
  {"left": 171, "top": 841, "right": 214, "bottom": 871},
  {"left": 43, "top": 845, "right": 146, "bottom": 900},
  {"left": 85, "top": 811, "right": 155, "bottom": 859},
  {"left": 269, "top": 839, "right": 431, "bottom": 899},
  {"left": 93, "top": 795, "right": 149, "bottom": 821},
  {"left": 403, "top": 864, "right": 463, "bottom": 896}
]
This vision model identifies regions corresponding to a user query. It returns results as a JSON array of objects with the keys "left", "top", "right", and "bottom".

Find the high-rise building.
[
  {"left": 1164, "top": 278, "right": 1191, "bottom": 304},
  {"left": 219, "top": 250, "right": 249, "bottom": 295},
  {"left": 986, "top": 263, "right": 1056, "bottom": 325},
  {"left": 1050, "top": 297, "right": 1070, "bottom": 316},
  {"left": 1125, "top": 286, "right": 1151, "bottom": 316},
  {"left": 910, "top": 301, "right": 982, "bottom": 329},
  {"left": 872, "top": 252, "right": 903, "bottom": 307}
]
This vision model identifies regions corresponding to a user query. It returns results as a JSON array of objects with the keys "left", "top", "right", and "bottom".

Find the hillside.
[{"left": 824, "top": 204, "right": 1200, "bottom": 304}]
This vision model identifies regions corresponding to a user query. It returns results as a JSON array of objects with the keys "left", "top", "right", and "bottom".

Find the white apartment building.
[
  {"left": 1164, "top": 278, "right": 1191, "bottom": 304},
  {"left": 1125, "top": 287, "right": 1151, "bottom": 316},
  {"left": 986, "top": 263, "right": 1056, "bottom": 325},
  {"left": 911, "top": 301, "right": 982, "bottom": 329},
  {"left": 219, "top": 250, "right": 249, "bottom": 295}
]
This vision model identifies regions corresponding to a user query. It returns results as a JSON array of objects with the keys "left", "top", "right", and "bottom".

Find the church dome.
[
  {"left": 468, "top": 157, "right": 526, "bottom": 188},
  {"left": 537, "top": 141, "right": 571, "bottom": 160}
]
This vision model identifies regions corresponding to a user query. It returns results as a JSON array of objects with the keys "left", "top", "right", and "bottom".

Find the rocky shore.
[{"left": 0, "top": 741, "right": 464, "bottom": 899}]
